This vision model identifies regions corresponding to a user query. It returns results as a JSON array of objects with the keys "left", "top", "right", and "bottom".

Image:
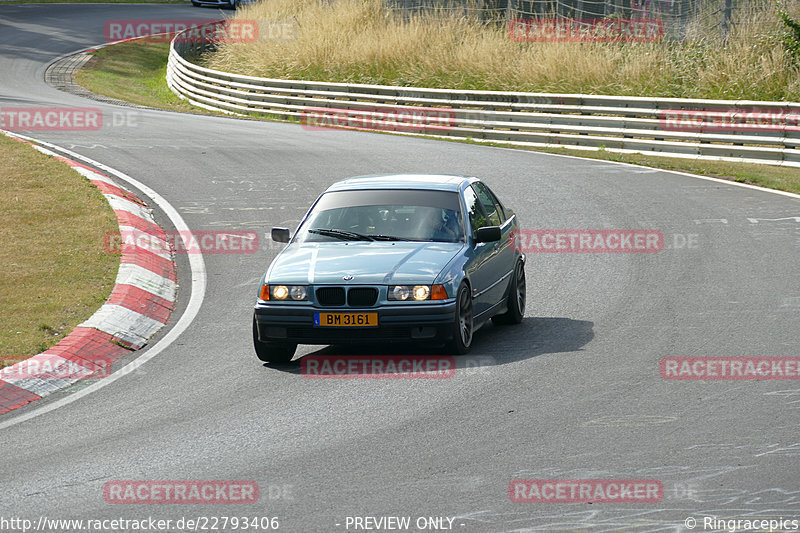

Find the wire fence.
[{"left": 386, "top": 0, "right": 787, "bottom": 41}]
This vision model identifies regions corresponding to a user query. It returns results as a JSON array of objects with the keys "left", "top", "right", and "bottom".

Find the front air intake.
[
  {"left": 347, "top": 287, "right": 378, "bottom": 307},
  {"left": 316, "top": 287, "right": 346, "bottom": 306}
]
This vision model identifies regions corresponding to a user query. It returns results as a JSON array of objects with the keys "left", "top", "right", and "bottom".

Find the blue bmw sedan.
[{"left": 253, "top": 174, "right": 525, "bottom": 362}]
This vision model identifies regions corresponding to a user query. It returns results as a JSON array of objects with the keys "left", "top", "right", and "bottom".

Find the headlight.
[
  {"left": 389, "top": 285, "right": 448, "bottom": 301},
  {"left": 273, "top": 285, "right": 290, "bottom": 300},
  {"left": 413, "top": 285, "right": 430, "bottom": 301},
  {"left": 260, "top": 285, "right": 308, "bottom": 301},
  {"left": 390, "top": 285, "right": 412, "bottom": 301},
  {"left": 290, "top": 285, "right": 307, "bottom": 300}
]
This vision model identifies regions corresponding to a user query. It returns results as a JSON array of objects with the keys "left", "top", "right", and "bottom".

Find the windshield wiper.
[
  {"left": 367, "top": 234, "right": 413, "bottom": 241},
  {"left": 308, "top": 228, "right": 375, "bottom": 241}
]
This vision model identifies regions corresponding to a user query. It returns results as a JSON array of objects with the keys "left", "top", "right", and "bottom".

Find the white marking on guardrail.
[{"left": 165, "top": 26, "right": 800, "bottom": 168}]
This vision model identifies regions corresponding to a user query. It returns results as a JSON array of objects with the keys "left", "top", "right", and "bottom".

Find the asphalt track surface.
[{"left": 1, "top": 6, "right": 800, "bottom": 532}]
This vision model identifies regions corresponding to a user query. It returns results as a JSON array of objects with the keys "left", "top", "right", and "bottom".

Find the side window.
[
  {"left": 472, "top": 182, "right": 503, "bottom": 226},
  {"left": 463, "top": 185, "right": 488, "bottom": 239},
  {"left": 481, "top": 183, "right": 507, "bottom": 222}
]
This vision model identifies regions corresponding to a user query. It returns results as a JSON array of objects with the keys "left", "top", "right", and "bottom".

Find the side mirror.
[
  {"left": 475, "top": 226, "right": 501, "bottom": 243},
  {"left": 271, "top": 227, "right": 291, "bottom": 243}
]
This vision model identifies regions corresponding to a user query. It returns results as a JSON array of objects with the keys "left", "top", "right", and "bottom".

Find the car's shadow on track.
[{"left": 261, "top": 316, "right": 594, "bottom": 374}]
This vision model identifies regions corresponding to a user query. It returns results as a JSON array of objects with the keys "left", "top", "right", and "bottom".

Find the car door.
[
  {"left": 471, "top": 181, "right": 516, "bottom": 309},
  {"left": 463, "top": 183, "right": 508, "bottom": 318}
]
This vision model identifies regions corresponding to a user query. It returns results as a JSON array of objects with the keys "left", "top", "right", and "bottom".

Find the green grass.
[
  {"left": 0, "top": 135, "right": 120, "bottom": 364},
  {"left": 75, "top": 38, "right": 800, "bottom": 196},
  {"left": 76, "top": 41, "right": 201, "bottom": 112}
]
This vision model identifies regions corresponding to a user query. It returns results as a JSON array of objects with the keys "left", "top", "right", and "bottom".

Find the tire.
[
  {"left": 445, "top": 282, "right": 474, "bottom": 355},
  {"left": 253, "top": 316, "right": 296, "bottom": 363},
  {"left": 492, "top": 259, "right": 526, "bottom": 325}
]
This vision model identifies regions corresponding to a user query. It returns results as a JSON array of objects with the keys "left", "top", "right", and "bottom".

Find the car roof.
[{"left": 325, "top": 174, "right": 475, "bottom": 193}]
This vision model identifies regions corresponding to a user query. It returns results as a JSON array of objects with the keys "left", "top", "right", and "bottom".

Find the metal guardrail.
[{"left": 166, "top": 27, "right": 800, "bottom": 167}]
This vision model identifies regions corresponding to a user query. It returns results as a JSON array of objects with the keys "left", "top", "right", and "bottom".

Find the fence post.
[{"left": 721, "top": 0, "right": 732, "bottom": 40}]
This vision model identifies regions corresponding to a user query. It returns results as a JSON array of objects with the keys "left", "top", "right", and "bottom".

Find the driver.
[{"left": 430, "top": 209, "right": 461, "bottom": 242}]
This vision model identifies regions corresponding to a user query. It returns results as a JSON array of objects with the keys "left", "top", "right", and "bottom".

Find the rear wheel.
[
  {"left": 493, "top": 259, "right": 525, "bottom": 325},
  {"left": 445, "top": 282, "right": 473, "bottom": 354},
  {"left": 253, "top": 316, "right": 296, "bottom": 363}
]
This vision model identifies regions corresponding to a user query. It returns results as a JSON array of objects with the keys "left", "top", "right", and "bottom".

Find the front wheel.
[
  {"left": 445, "top": 282, "right": 473, "bottom": 354},
  {"left": 253, "top": 316, "right": 296, "bottom": 363},
  {"left": 493, "top": 259, "right": 525, "bottom": 325}
]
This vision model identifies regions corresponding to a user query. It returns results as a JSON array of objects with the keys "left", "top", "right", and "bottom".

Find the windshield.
[{"left": 295, "top": 189, "right": 465, "bottom": 244}]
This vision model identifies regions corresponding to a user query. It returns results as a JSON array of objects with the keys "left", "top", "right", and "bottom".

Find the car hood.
[{"left": 267, "top": 241, "right": 464, "bottom": 285}]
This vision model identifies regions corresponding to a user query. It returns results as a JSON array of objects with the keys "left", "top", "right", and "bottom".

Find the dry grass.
[
  {"left": 206, "top": 0, "right": 800, "bottom": 100},
  {"left": 72, "top": 28, "right": 800, "bottom": 197},
  {"left": 0, "top": 136, "right": 119, "bottom": 363}
]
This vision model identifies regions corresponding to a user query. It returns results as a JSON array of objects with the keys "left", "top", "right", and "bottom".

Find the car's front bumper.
[
  {"left": 253, "top": 302, "right": 456, "bottom": 345},
  {"left": 192, "top": 0, "right": 233, "bottom": 6}
]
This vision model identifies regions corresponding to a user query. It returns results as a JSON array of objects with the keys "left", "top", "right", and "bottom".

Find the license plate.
[{"left": 314, "top": 312, "right": 378, "bottom": 327}]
